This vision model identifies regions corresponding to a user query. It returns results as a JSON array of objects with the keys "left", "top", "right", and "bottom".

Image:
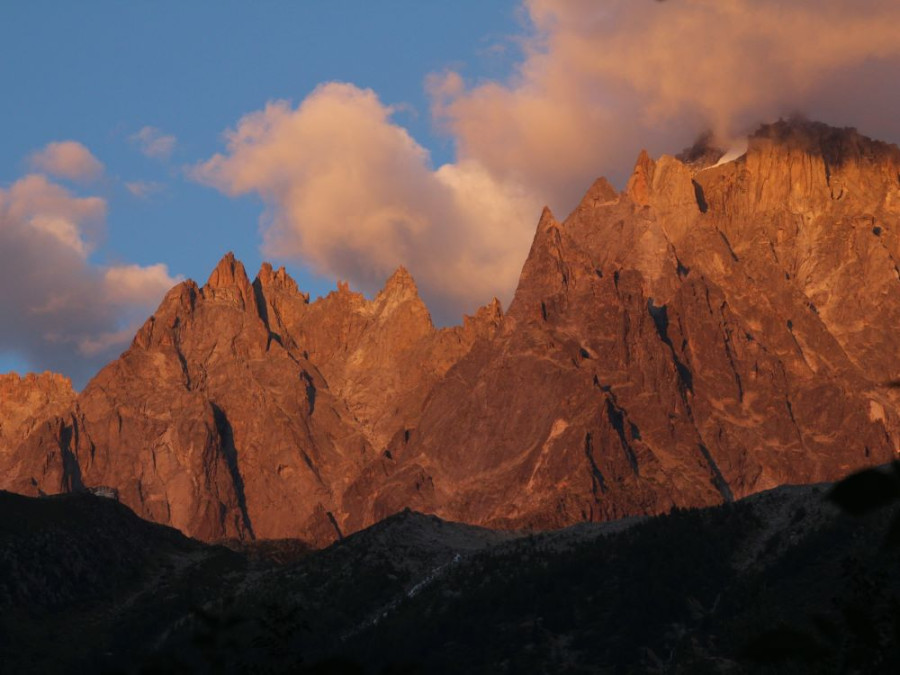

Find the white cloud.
[
  {"left": 131, "top": 126, "right": 177, "bottom": 160},
  {"left": 28, "top": 141, "right": 104, "bottom": 183}
]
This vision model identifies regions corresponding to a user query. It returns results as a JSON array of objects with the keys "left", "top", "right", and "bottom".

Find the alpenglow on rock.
[{"left": 1, "top": 120, "right": 898, "bottom": 545}]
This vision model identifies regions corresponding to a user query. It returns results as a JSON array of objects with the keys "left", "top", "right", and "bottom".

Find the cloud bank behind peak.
[
  {"left": 198, "top": 0, "right": 900, "bottom": 319},
  {"left": 193, "top": 83, "right": 541, "bottom": 321}
]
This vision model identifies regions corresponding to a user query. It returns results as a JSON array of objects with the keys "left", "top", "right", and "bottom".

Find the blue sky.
[
  {"left": 2, "top": 0, "right": 899, "bottom": 386},
  {"left": 0, "top": 0, "right": 521, "bottom": 294},
  {"left": 0, "top": 1, "right": 522, "bottom": 380}
]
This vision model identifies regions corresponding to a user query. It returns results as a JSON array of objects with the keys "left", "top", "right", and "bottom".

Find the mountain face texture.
[
  {"left": 0, "top": 373, "right": 74, "bottom": 451},
  {"left": 0, "top": 373, "right": 76, "bottom": 493},
  {"left": 360, "top": 120, "right": 900, "bottom": 531},
  {"left": 0, "top": 256, "right": 500, "bottom": 544},
  {"left": 1, "top": 120, "right": 898, "bottom": 545}
]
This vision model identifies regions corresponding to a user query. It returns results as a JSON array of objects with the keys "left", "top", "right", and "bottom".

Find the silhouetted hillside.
[{"left": 3, "top": 476, "right": 898, "bottom": 672}]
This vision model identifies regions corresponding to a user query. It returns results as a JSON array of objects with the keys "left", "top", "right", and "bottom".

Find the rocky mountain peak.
[
  {"left": 750, "top": 118, "right": 899, "bottom": 161},
  {"left": 2, "top": 119, "right": 898, "bottom": 552},
  {"left": 206, "top": 252, "right": 247, "bottom": 288},
  {"left": 376, "top": 279, "right": 430, "bottom": 345},
  {"left": 625, "top": 149, "right": 657, "bottom": 206},
  {"left": 0, "top": 371, "right": 73, "bottom": 391},
  {"left": 255, "top": 262, "right": 302, "bottom": 297},
  {"left": 368, "top": 266, "right": 432, "bottom": 331},
  {"left": 622, "top": 150, "right": 697, "bottom": 215},
  {"left": 381, "top": 265, "right": 417, "bottom": 297},
  {"left": 203, "top": 252, "right": 257, "bottom": 310},
  {"left": 537, "top": 205, "right": 557, "bottom": 231},
  {"left": 576, "top": 177, "right": 619, "bottom": 212},
  {"left": 0, "top": 372, "right": 76, "bottom": 450},
  {"left": 676, "top": 130, "right": 727, "bottom": 170},
  {"left": 462, "top": 297, "right": 504, "bottom": 338}
]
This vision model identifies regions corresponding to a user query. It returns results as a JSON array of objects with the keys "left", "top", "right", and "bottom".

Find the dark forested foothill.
[{"left": 3, "top": 471, "right": 900, "bottom": 673}]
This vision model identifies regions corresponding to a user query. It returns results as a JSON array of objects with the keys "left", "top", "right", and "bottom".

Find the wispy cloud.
[
  {"left": 125, "top": 180, "right": 164, "bottom": 199},
  {"left": 130, "top": 126, "right": 177, "bottom": 160},
  {"left": 28, "top": 141, "right": 104, "bottom": 183}
]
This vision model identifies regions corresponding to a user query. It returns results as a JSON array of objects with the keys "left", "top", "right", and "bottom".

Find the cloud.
[
  {"left": 197, "top": 1, "right": 900, "bottom": 318},
  {"left": 0, "top": 172, "right": 180, "bottom": 386},
  {"left": 131, "top": 126, "right": 177, "bottom": 159},
  {"left": 103, "top": 263, "right": 180, "bottom": 306},
  {"left": 28, "top": 141, "right": 104, "bottom": 183},
  {"left": 194, "top": 83, "right": 540, "bottom": 319},
  {"left": 429, "top": 0, "right": 900, "bottom": 207},
  {"left": 125, "top": 180, "right": 164, "bottom": 199}
]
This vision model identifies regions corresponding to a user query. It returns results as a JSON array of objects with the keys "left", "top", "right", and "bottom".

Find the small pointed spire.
[
  {"left": 383, "top": 265, "right": 417, "bottom": 293},
  {"left": 255, "top": 262, "right": 300, "bottom": 295},
  {"left": 626, "top": 149, "right": 656, "bottom": 206},
  {"left": 577, "top": 177, "right": 619, "bottom": 211},
  {"left": 204, "top": 252, "right": 257, "bottom": 311},
  {"left": 206, "top": 252, "right": 251, "bottom": 291},
  {"left": 377, "top": 266, "right": 425, "bottom": 310},
  {"left": 537, "top": 206, "right": 558, "bottom": 232}
]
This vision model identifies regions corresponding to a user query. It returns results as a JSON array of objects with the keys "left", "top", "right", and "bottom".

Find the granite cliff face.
[
  {"left": 0, "top": 373, "right": 75, "bottom": 449},
  {"left": 360, "top": 120, "right": 900, "bottom": 531},
  {"left": 1, "top": 120, "right": 898, "bottom": 544},
  {"left": 0, "top": 255, "right": 500, "bottom": 544},
  {"left": 0, "top": 373, "right": 76, "bottom": 493}
]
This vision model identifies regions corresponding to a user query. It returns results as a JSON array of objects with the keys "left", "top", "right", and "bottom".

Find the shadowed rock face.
[{"left": 1, "top": 120, "right": 898, "bottom": 544}]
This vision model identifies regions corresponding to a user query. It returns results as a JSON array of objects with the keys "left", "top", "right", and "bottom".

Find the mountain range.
[{"left": 1, "top": 119, "right": 899, "bottom": 548}]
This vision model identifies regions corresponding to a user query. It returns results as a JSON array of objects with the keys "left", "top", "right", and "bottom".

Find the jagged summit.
[
  {"left": 576, "top": 177, "right": 619, "bottom": 211},
  {"left": 379, "top": 265, "right": 420, "bottom": 300},
  {"left": 751, "top": 118, "right": 900, "bottom": 160},
  {"left": 206, "top": 251, "right": 250, "bottom": 290},
  {"left": 537, "top": 205, "right": 556, "bottom": 226},
  {"left": 625, "top": 149, "right": 657, "bottom": 206},
  {"left": 676, "top": 130, "right": 727, "bottom": 169},
  {"left": 203, "top": 251, "right": 257, "bottom": 311},
  {"left": 256, "top": 261, "right": 300, "bottom": 295}
]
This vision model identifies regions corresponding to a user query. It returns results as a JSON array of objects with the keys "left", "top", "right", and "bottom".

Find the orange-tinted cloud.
[
  {"left": 435, "top": 0, "right": 900, "bottom": 207},
  {"left": 194, "top": 83, "right": 540, "bottom": 319},
  {"left": 103, "top": 263, "right": 180, "bottom": 307},
  {"left": 0, "top": 167, "right": 179, "bottom": 384},
  {"left": 198, "top": 1, "right": 900, "bottom": 318},
  {"left": 28, "top": 141, "right": 104, "bottom": 183}
]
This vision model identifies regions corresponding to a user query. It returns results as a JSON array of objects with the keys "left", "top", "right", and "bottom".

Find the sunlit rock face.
[
  {"left": 0, "top": 373, "right": 75, "bottom": 449},
  {"left": 0, "top": 373, "right": 76, "bottom": 493},
  {"left": 349, "top": 120, "right": 900, "bottom": 532},
  {"left": 0, "top": 253, "right": 500, "bottom": 544},
  {"left": 1, "top": 120, "right": 898, "bottom": 545}
]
